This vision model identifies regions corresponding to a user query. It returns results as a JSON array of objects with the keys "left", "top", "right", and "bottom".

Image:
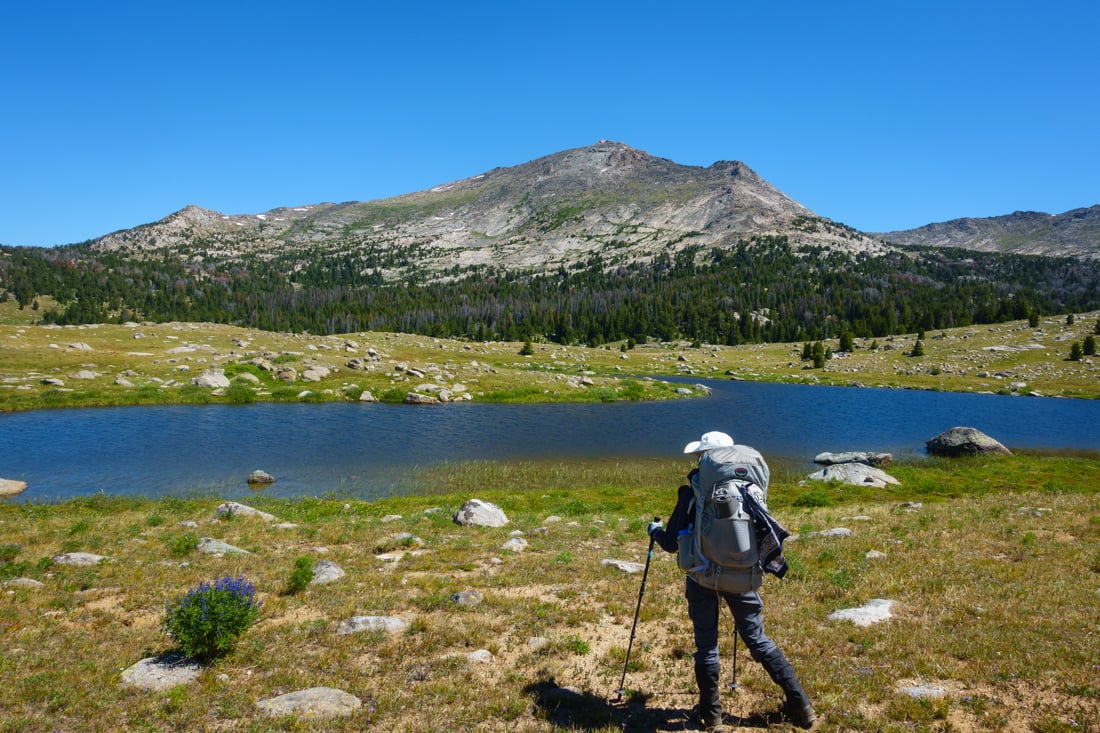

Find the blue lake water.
[{"left": 2, "top": 379, "right": 1098, "bottom": 502}]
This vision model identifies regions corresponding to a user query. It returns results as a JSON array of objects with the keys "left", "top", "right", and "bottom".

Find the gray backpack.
[{"left": 677, "top": 445, "right": 770, "bottom": 593}]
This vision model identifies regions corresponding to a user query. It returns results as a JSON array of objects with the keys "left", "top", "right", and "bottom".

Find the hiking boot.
[
  {"left": 689, "top": 704, "right": 724, "bottom": 730},
  {"left": 693, "top": 661, "right": 723, "bottom": 729},
  {"left": 784, "top": 699, "right": 817, "bottom": 729}
]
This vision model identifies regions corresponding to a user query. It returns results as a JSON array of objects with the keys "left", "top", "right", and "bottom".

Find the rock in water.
[
  {"left": 246, "top": 470, "right": 276, "bottom": 485},
  {"left": 0, "top": 479, "right": 28, "bottom": 497},
  {"left": 926, "top": 427, "right": 1012, "bottom": 457}
]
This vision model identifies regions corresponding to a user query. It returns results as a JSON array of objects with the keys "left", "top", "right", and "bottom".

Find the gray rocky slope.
[
  {"left": 88, "top": 141, "right": 885, "bottom": 282},
  {"left": 87, "top": 141, "right": 1097, "bottom": 281},
  {"left": 872, "top": 205, "right": 1100, "bottom": 259}
]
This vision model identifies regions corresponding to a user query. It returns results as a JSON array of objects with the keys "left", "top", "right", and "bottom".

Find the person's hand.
[{"left": 647, "top": 520, "right": 663, "bottom": 537}]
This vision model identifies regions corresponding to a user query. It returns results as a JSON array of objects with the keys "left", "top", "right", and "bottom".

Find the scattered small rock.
[
  {"left": 601, "top": 559, "right": 646, "bottom": 574},
  {"left": 814, "top": 451, "right": 893, "bottom": 467},
  {"left": 52, "top": 552, "right": 109, "bottom": 566},
  {"left": 196, "top": 537, "right": 251, "bottom": 555},
  {"left": 335, "top": 615, "right": 408, "bottom": 635},
  {"left": 796, "top": 526, "right": 853, "bottom": 537},
  {"left": 897, "top": 683, "right": 947, "bottom": 699},
  {"left": 310, "top": 560, "right": 345, "bottom": 585},
  {"left": 827, "top": 598, "right": 895, "bottom": 626},
  {"left": 450, "top": 590, "right": 484, "bottom": 607},
  {"left": 216, "top": 501, "right": 277, "bottom": 521},
  {"left": 501, "top": 537, "right": 528, "bottom": 553},
  {"left": 120, "top": 652, "right": 203, "bottom": 690},
  {"left": 255, "top": 687, "right": 362, "bottom": 718},
  {"left": 4, "top": 577, "right": 44, "bottom": 588}
]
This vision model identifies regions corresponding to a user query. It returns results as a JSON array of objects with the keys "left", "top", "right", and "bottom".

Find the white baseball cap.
[{"left": 682, "top": 431, "right": 734, "bottom": 454}]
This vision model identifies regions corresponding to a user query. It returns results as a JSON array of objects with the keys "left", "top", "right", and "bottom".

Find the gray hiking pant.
[
  {"left": 685, "top": 577, "right": 776, "bottom": 667},
  {"left": 685, "top": 577, "right": 811, "bottom": 709}
]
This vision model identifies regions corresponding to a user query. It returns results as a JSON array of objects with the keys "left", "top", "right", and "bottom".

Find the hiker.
[{"left": 648, "top": 430, "right": 816, "bottom": 730}]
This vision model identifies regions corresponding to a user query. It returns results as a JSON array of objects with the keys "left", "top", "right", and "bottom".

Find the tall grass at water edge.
[{"left": 0, "top": 454, "right": 1098, "bottom": 732}]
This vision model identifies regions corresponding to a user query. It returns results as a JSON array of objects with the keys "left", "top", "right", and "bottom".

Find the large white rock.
[
  {"left": 808, "top": 463, "right": 899, "bottom": 489},
  {"left": 453, "top": 499, "right": 509, "bottom": 527},
  {"left": 926, "top": 426, "right": 1012, "bottom": 457},
  {"left": 192, "top": 369, "right": 231, "bottom": 388}
]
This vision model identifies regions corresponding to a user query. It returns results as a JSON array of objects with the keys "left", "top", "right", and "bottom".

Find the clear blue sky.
[{"left": 2, "top": 1, "right": 1097, "bottom": 247}]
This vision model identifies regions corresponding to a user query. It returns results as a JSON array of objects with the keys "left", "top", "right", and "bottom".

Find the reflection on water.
[{"left": 3, "top": 379, "right": 1098, "bottom": 502}]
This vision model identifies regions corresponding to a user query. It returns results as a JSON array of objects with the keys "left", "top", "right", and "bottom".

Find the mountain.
[
  {"left": 873, "top": 205, "right": 1100, "bottom": 259},
  {"left": 90, "top": 141, "right": 884, "bottom": 281},
  {"left": 7, "top": 141, "right": 1099, "bottom": 345}
]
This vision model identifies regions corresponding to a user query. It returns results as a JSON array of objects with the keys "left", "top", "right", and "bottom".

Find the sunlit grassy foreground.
[{"left": 2, "top": 455, "right": 1098, "bottom": 732}]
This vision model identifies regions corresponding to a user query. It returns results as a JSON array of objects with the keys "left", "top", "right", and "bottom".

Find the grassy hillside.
[
  {"left": 1, "top": 455, "right": 1097, "bottom": 731},
  {"left": 1, "top": 301, "right": 1098, "bottom": 413}
]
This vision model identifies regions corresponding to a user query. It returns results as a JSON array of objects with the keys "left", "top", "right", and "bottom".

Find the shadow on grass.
[
  {"left": 524, "top": 676, "right": 791, "bottom": 731},
  {"left": 524, "top": 677, "right": 681, "bottom": 731}
]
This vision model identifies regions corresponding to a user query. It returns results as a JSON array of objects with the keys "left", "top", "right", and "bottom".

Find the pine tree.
[
  {"left": 839, "top": 331, "right": 855, "bottom": 352},
  {"left": 1069, "top": 341, "right": 1083, "bottom": 361},
  {"left": 1082, "top": 335, "right": 1096, "bottom": 356}
]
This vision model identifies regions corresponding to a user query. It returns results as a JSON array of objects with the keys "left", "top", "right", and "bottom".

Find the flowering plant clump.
[{"left": 162, "top": 575, "right": 261, "bottom": 660}]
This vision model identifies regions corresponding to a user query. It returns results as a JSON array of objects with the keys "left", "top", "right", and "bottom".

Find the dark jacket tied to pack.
[{"left": 674, "top": 445, "right": 790, "bottom": 592}]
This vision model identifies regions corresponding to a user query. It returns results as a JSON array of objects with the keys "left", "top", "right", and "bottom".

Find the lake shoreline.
[{"left": 0, "top": 310, "right": 1098, "bottom": 415}]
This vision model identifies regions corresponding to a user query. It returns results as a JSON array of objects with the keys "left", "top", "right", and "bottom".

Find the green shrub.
[
  {"left": 162, "top": 576, "right": 261, "bottom": 661},
  {"left": 283, "top": 556, "right": 314, "bottom": 595},
  {"left": 0, "top": 544, "right": 20, "bottom": 563},
  {"left": 225, "top": 382, "right": 257, "bottom": 404},
  {"left": 166, "top": 532, "right": 199, "bottom": 557},
  {"left": 792, "top": 490, "right": 834, "bottom": 508}
]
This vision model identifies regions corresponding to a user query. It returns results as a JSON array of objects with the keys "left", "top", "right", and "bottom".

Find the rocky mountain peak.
[{"left": 86, "top": 142, "right": 882, "bottom": 274}]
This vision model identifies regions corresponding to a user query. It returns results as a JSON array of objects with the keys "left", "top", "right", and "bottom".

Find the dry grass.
[{"left": 1, "top": 455, "right": 1098, "bottom": 731}]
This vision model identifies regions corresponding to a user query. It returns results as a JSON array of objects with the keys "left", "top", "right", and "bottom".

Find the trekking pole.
[
  {"left": 729, "top": 621, "right": 739, "bottom": 691},
  {"left": 615, "top": 516, "right": 659, "bottom": 702}
]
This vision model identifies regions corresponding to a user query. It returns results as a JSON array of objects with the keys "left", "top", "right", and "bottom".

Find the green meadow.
[
  {"left": 2, "top": 303, "right": 1099, "bottom": 730},
  {"left": 2, "top": 455, "right": 1098, "bottom": 731}
]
